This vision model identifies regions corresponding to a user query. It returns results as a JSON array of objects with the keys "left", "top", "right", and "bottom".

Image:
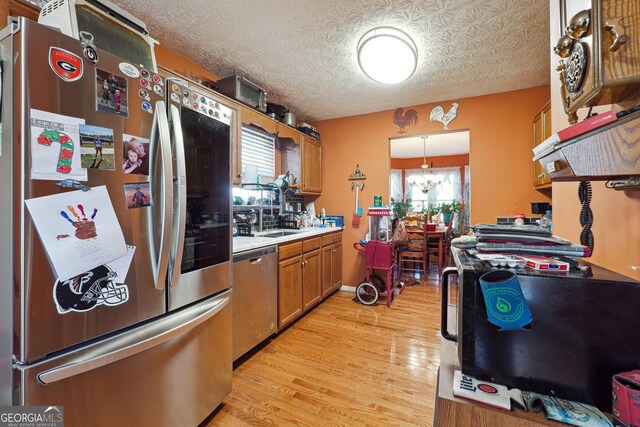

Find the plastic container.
[
  {"left": 538, "top": 210, "right": 553, "bottom": 232},
  {"left": 514, "top": 214, "right": 525, "bottom": 226}
]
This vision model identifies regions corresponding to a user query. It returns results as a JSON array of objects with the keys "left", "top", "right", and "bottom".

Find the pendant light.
[{"left": 410, "top": 136, "right": 441, "bottom": 194}]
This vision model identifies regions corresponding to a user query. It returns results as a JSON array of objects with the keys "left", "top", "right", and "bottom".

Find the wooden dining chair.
[
  {"left": 397, "top": 224, "right": 427, "bottom": 277},
  {"left": 425, "top": 212, "right": 456, "bottom": 271}
]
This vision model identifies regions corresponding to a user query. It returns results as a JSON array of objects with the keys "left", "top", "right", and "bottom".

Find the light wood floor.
[{"left": 207, "top": 266, "right": 451, "bottom": 427}]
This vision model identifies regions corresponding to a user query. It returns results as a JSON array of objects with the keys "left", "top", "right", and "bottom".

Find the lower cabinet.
[
  {"left": 278, "top": 231, "right": 342, "bottom": 330},
  {"left": 322, "top": 241, "right": 342, "bottom": 297},
  {"left": 278, "top": 254, "right": 303, "bottom": 329},
  {"left": 332, "top": 242, "right": 342, "bottom": 291},
  {"left": 302, "top": 249, "right": 322, "bottom": 311}
]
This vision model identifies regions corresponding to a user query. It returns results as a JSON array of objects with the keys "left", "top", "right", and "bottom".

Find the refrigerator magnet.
[
  {"left": 122, "top": 134, "right": 149, "bottom": 175},
  {"left": 49, "top": 47, "right": 83, "bottom": 82},
  {"left": 138, "top": 89, "right": 150, "bottom": 101},
  {"left": 96, "top": 69, "right": 129, "bottom": 118},
  {"left": 119, "top": 62, "right": 140, "bottom": 78},
  {"left": 53, "top": 264, "right": 129, "bottom": 314},
  {"left": 79, "top": 31, "right": 99, "bottom": 65},
  {"left": 79, "top": 124, "right": 115, "bottom": 171},
  {"left": 123, "top": 182, "right": 152, "bottom": 209}
]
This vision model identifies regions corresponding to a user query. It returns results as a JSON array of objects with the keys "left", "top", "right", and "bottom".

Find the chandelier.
[{"left": 409, "top": 137, "right": 441, "bottom": 194}]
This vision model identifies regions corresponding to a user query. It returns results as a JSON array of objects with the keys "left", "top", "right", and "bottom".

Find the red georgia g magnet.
[{"left": 49, "top": 47, "right": 83, "bottom": 82}]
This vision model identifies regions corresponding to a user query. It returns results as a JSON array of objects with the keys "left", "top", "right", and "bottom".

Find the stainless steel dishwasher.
[{"left": 232, "top": 245, "right": 278, "bottom": 361}]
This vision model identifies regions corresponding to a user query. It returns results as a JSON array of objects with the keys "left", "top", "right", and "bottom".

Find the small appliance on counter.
[{"left": 442, "top": 246, "right": 640, "bottom": 411}]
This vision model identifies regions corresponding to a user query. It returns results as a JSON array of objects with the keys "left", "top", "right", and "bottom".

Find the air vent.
[{"left": 41, "top": 0, "right": 67, "bottom": 17}]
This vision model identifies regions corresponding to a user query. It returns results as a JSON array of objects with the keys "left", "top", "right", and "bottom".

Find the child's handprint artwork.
[
  {"left": 60, "top": 203, "right": 99, "bottom": 240},
  {"left": 25, "top": 185, "right": 126, "bottom": 281}
]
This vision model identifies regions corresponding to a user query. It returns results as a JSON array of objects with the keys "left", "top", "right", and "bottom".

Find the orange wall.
[
  {"left": 390, "top": 154, "right": 469, "bottom": 169},
  {"left": 155, "top": 45, "right": 221, "bottom": 85},
  {"left": 312, "top": 86, "right": 551, "bottom": 286}
]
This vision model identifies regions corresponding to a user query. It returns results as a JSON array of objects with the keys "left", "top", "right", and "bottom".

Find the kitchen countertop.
[{"left": 233, "top": 227, "right": 343, "bottom": 254}]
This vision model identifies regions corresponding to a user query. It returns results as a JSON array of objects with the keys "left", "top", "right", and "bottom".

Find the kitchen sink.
[{"left": 261, "top": 230, "right": 303, "bottom": 238}]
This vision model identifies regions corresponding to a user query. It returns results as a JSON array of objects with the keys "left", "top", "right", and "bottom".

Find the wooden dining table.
[{"left": 425, "top": 228, "right": 447, "bottom": 272}]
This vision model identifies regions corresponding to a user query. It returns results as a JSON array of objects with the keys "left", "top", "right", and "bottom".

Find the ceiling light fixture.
[
  {"left": 410, "top": 137, "right": 441, "bottom": 194},
  {"left": 357, "top": 27, "right": 417, "bottom": 84}
]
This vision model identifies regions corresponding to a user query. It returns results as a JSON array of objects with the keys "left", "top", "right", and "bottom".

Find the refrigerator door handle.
[
  {"left": 168, "top": 104, "right": 187, "bottom": 287},
  {"left": 37, "top": 295, "right": 230, "bottom": 384},
  {"left": 151, "top": 101, "right": 173, "bottom": 291}
]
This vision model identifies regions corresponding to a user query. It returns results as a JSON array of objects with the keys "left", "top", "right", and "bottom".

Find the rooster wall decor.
[
  {"left": 429, "top": 102, "right": 459, "bottom": 130},
  {"left": 393, "top": 108, "right": 418, "bottom": 133}
]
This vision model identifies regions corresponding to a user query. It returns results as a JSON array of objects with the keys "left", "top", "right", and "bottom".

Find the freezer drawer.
[
  {"left": 232, "top": 246, "right": 277, "bottom": 360},
  {"left": 14, "top": 290, "right": 232, "bottom": 427}
]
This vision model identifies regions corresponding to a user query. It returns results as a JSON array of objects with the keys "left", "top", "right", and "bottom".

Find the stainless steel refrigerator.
[{"left": 0, "top": 18, "right": 234, "bottom": 426}]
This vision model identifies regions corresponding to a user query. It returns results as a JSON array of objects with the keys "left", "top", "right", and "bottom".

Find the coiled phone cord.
[{"left": 578, "top": 181, "right": 594, "bottom": 252}]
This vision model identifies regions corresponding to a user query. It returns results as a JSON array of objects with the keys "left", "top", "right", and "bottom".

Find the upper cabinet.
[
  {"left": 533, "top": 101, "right": 552, "bottom": 189},
  {"left": 280, "top": 124, "right": 321, "bottom": 195},
  {"left": 241, "top": 107, "right": 278, "bottom": 134},
  {"left": 302, "top": 136, "right": 322, "bottom": 194}
]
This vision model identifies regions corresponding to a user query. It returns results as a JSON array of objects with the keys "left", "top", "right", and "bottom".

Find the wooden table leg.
[{"left": 438, "top": 236, "right": 444, "bottom": 272}]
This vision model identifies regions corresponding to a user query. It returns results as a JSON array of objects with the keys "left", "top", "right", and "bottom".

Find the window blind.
[{"left": 241, "top": 125, "right": 275, "bottom": 182}]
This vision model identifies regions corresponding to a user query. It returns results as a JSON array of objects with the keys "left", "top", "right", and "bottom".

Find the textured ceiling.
[
  {"left": 390, "top": 131, "right": 470, "bottom": 158},
  {"left": 110, "top": 0, "right": 551, "bottom": 122}
]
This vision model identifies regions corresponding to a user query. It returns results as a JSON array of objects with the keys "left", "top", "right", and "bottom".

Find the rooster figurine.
[
  {"left": 393, "top": 108, "right": 419, "bottom": 133},
  {"left": 429, "top": 102, "right": 459, "bottom": 130}
]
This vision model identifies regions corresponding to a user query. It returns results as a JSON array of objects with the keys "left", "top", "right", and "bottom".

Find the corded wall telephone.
[{"left": 553, "top": 1, "right": 640, "bottom": 124}]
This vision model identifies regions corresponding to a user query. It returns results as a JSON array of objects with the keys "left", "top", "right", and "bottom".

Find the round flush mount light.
[{"left": 357, "top": 27, "right": 418, "bottom": 84}]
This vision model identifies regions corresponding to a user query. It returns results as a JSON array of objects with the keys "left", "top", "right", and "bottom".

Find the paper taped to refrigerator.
[
  {"left": 106, "top": 245, "right": 136, "bottom": 284},
  {"left": 30, "top": 108, "right": 88, "bottom": 181},
  {"left": 25, "top": 185, "right": 126, "bottom": 281}
]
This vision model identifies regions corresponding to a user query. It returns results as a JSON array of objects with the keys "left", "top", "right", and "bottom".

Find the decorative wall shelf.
[{"left": 537, "top": 111, "right": 640, "bottom": 182}]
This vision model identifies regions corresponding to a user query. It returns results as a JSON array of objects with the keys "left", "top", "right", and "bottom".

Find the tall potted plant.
[
  {"left": 391, "top": 198, "right": 412, "bottom": 219},
  {"left": 439, "top": 200, "right": 461, "bottom": 225}
]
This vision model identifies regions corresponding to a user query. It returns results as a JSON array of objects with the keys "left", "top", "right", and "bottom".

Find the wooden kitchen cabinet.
[
  {"left": 302, "top": 136, "right": 322, "bottom": 194},
  {"left": 0, "top": 0, "right": 40, "bottom": 24},
  {"left": 302, "top": 249, "right": 322, "bottom": 311},
  {"left": 533, "top": 101, "right": 552, "bottom": 188},
  {"left": 332, "top": 242, "right": 342, "bottom": 291},
  {"left": 278, "top": 232, "right": 342, "bottom": 329},
  {"left": 281, "top": 128, "right": 321, "bottom": 195},
  {"left": 278, "top": 254, "right": 303, "bottom": 329},
  {"left": 321, "top": 232, "right": 343, "bottom": 297},
  {"left": 241, "top": 106, "right": 278, "bottom": 134}
]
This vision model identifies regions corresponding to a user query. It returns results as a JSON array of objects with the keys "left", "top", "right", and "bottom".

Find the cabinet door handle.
[
  {"left": 237, "top": 173, "right": 242, "bottom": 178},
  {"left": 538, "top": 173, "right": 545, "bottom": 178}
]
